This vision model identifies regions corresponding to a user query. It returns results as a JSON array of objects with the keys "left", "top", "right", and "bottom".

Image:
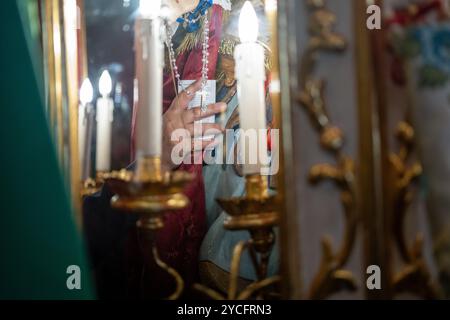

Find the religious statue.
[{"left": 83, "top": 0, "right": 278, "bottom": 299}]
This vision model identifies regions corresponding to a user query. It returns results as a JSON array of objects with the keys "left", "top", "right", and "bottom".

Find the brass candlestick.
[
  {"left": 105, "top": 156, "right": 194, "bottom": 300},
  {"left": 218, "top": 174, "right": 279, "bottom": 278},
  {"left": 219, "top": 174, "right": 278, "bottom": 254},
  {"left": 195, "top": 174, "right": 280, "bottom": 300},
  {"left": 80, "top": 171, "right": 113, "bottom": 197}
]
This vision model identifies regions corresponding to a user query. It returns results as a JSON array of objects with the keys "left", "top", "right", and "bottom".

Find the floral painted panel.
[{"left": 397, "top": 22, "right": 450, "bottom": 296}]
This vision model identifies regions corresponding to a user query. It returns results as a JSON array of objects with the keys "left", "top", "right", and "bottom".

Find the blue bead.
[{"left": 176, "top": 0, "right": 213, "bottom": 33}]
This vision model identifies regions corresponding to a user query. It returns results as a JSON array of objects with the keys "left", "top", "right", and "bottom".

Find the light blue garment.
[{"left": 199, "top": 93, "right": 279, "bottom": 281}]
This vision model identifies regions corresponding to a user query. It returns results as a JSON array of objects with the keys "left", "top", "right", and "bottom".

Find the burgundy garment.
[{"left": 130, "top": 5, "right": 224, "bottom": 284}]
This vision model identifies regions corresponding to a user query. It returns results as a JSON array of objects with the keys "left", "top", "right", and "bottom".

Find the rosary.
[{"left": 165, "top": 4, "right": 211, "bottom": 113}]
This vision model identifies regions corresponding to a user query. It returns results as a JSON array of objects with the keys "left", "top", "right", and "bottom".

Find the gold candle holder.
[
  {"left": 106, "top": 156, "right": 193, "bottom": 230},
  {"left": 217, "top": 174, "right": 279, "bottom": 280},
  {"left": 104, "top": 156, "right": 194, "bottom": 299},
  {"left": 193, "top": 174, "right": 280, "bottom": 300},
  {"left": 218, "top": 174, "right": 278, "bottom": 250},
  {"left": 80, "top": 171, "right": 114, "bottom": 197}
]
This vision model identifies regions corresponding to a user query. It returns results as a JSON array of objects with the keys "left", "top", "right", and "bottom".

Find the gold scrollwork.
[
  {"left": 298, "top": 0, "right": 358, "bottom": 299},
  {"left": 152, "top": 246, "right": 185, "bottom": 300},
  {"left": 194, "top": 239, "right": 281, "bottom": 300},
  {"left": 389, "top": 121, "right": 437, "bottom": 299}
]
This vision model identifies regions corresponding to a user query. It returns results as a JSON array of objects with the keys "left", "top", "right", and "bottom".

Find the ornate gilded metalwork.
[
  {"left": 219, "top": 35, "right": 239, "bottom": 57},
  {"left": 194, "top": 174, "right": 281, "bottom": 300},
  {"left": 298, "top": 0, "right": 358, "bottom": 299},
  {"left": 389, "top": 121, "right": 437, "bottom": 299},
  {"left": 80, "top": 177, "right": 102, "bottom": 198},
  {"left": 41, "top": 0, "right": 83, "bottom": 222},
  {"left": 105, "top": 156, "right": 194, "bottom": 300},
  {"left": 80, "top": 170, "right": 125, "bottom": 197}
]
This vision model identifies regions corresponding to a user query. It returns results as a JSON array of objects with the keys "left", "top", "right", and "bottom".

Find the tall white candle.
[
  {"left": 135, "top": 0, "right": 163, "bottom": 158},
  {"left": 79, "top": 78, "right": 94, "bottom": 179},
  {"left": 235, "top": 1, "right": 267, "bottom": 175},
  {"left": 96, "top": 70, "right": 114, "bottom": 172}
]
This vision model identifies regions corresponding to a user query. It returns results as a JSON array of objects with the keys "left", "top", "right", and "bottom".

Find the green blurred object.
[{"left": 0, "top": 0, "right": 94, "bottom": 299}]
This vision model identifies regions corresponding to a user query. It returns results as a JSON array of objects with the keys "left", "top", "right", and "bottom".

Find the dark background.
[{"left": 85, "top": 0, "right": 139, "bottom": 170}]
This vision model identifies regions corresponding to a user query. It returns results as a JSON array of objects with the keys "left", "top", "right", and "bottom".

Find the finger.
[
  {"left": 191, "top": 138, "right": 220, "bottom": 152},
  {"left": 180, "top": 139, "right": 217, "bottom": 165},
  {"left": 186, "top": 123, "right": 224, "bottom": 137},
  {"left": 177, "top": 79, "right": 203, "bottom": 108},
  {"left": 164, "top": 117, "right": 186, "bottom": 138},
  {"left": 183, "top": 102, "right": 226, "bottom": 124}
]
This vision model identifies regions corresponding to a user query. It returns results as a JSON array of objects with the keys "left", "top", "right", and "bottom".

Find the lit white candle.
[
  {"left": 96, "top": 70, "right": 114, "bottom": 172},
  {"left": 79, "top": 78, "right": 94, "bottom": 180},
  {"left": 135, "top": 0, "right": 163, "bottom": 158},
  {"left": 235, "top": 1, "right": 267, "bottom": 175}
]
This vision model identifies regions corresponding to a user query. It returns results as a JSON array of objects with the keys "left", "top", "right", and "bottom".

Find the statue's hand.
[
  {"left": 163, "top": 0, "right": 201, "bottom": 22},
  {"left": 162, "top": 79, "right": 225, "bottom": 170}
]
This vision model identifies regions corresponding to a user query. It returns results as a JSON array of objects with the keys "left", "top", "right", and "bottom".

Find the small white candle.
[
  {"left": 135, "top": 0, "right": 163, "bottom": 158},
  {"left": 96, "top": 70, "right": 114, "bottom": 172},
  {"left": 235, "top": 1, "right": 267, "bottom": 175},
  {"left": 79, "top": 78, "right": 94, "bottom": 179}
]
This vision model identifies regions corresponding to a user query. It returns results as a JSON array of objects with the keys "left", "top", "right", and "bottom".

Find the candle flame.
[
  {"left": 239, "top": 1, "right": 259, "bottom": 43},
  {"left": 80, "top": 78, "right": 93, "bottom": 105},
  {"left": 139, "top": 0, "right": 161, "bottom": 17},
  {"left": 99, "top": 70, "right": 112, "bottom": 97}
]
